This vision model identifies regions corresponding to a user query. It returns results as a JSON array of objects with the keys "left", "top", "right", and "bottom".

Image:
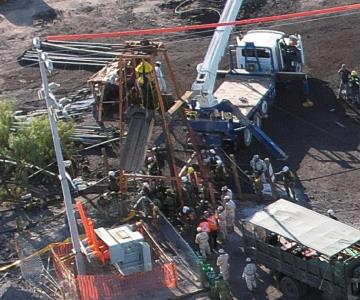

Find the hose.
[{"left": 174, "top": 0, "right": 221, "bottom": 19}]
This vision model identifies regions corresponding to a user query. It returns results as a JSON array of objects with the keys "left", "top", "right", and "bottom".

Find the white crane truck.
[{"left": 186, "top": 0, "right": 307, "bottom": 159}]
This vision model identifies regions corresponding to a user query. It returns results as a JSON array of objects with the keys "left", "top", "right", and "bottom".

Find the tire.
[
  {"left": 261, "top": 100, "right": 269, "bottom": 115},
  {"left": 243, "top": 127, "right": 252, "bottom": 147},
  {"left": 279, "top": 276, "right": 302, "bottom": 300},
  {"left": 253, "top": 112, "right": 262, "bottom": 128}
]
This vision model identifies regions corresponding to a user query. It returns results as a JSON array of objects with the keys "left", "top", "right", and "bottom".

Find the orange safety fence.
[
  {"left": 51, "top": 243, "right": 79, "bottom": 300},
  {"left": 77, "top": 263, "right": 177, "bottom": 300},
  {"left": 51, "top": 233, "right": 178, "bottom": 300}
]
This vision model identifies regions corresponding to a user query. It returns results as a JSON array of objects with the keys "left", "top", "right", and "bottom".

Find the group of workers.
[
  {"left": 338, "top": 63, "right": 360, "bottom": 104},
  {"left": 122, "top": 145, "right": 303, "bottom": 297},
  {"left": 195, "top": 191, "right": 236, "bottom": 258},
  {"left": 249, "top": 154, "right": 296, "bottom": 200}
]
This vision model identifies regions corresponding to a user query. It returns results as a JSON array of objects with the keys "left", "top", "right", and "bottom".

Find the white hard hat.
[
  {"left": 182, "top": 206, "right": 190, "bottom": 214},
  {"left": 181, "top": 176, "right": 188, "bottom": 183},
  {"left": 196, "top": 227, "right": 202, "bottom": 232},
  {"left": 155, "top": 61, "right": 161, "bottom": 66},
  {"left": 143, "top": 182, "right": 150, "bottom": 188},
  {"left": 224, "top": 195, "right": 231, "bottom": 201},
  {"left": 108, "top": 171, "right": 116, "bottom": 177},
  {"left": 209, "top": 149, "right": 216, "bottom": 154},
  {"left": 218, "top": 248, "right": 225, "bottom": 254},
  {"left": 216, "top": 160, "right": 223, "bottom": 166},
  {"left": 221, "top": 186, "right": 228, "bottom": 192},
  {"left": 246, "top": 257, "right": 252, "bottom": 263},
  {"left": 252, "top": 154, "right": 259, "bottom": 160},
  {"left": 282, "top": 166, "right": 289, "bottom": 172},
  {"left": 327, "top": 209, "right": 335, "bottom": 216},
  {"left": 289, "top": 35, "right": 298, "bottom": 40},
  {"left": 217, "top": 206, "right": 224, "bottom": 211}
]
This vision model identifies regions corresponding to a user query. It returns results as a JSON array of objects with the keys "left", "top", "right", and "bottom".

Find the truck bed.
[{"left": 213, "top": 76, "right": 273, "bottom": 117}]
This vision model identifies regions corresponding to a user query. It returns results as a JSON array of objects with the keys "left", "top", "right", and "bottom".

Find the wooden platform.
[{"left": 214, "top": 76, "right": 272, "bottom": 116}]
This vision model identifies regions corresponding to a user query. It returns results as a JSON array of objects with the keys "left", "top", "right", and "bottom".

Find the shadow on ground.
[{"left": 0, "top": 0, "right": 57, "bottom": 26}]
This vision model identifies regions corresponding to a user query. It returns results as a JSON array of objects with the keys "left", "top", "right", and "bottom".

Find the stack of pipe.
[{"left": 18, "top": 40, "right": 129, "bottom": 70}]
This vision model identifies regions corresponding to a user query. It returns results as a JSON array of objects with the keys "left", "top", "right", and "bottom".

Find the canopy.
[{"left": 245, "top": 199, "right": 360, "bottom": 257}]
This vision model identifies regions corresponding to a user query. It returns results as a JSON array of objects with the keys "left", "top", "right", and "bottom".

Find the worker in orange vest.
[{"left": 203, "top": 210, "right": 218, "bottom": 252}]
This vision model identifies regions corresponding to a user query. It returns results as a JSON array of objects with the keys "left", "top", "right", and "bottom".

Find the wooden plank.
[{"left": 214, "top": 77, "right": 272, "bottom": 116}]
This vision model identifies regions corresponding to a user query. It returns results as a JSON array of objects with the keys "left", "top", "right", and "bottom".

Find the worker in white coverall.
[
  {"left": 220, "top": 186, "right": 233, "bottom": 205},
  {"left": 217, "top": 249, "right": 230, "bottom": 281},
  {"left": 216, "top": 206, "right": 227, "bottom": 242},
  {"left": 242, "top": 257, "right": 257, "bottom": 291},
  {"left": 224, "top": 196, "right": 236, "bottom": 232},
  {"left": 154, "top": 61, "right": 167, "bottom": 92},
  {"left": 195, "top": 227, "right": 211, "bottom": 259},
  {"left": 250, "top": 154, "right": 267, "bottom": 183}
]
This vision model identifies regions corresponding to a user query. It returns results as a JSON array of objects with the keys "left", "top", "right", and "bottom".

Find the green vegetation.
[{"left": 0, "top": 101, "right": 74, "bottom": 200}]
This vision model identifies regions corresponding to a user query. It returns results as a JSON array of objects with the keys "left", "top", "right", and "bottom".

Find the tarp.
[{"left": 245, "top": 199, "right": 360, "bottom": 257}]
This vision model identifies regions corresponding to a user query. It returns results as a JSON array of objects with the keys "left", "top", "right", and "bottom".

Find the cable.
[
  {"left": 47, "top": 3, "right": 360, "bottom": 40},
  {"left": 175, "top": 0, "right": 221, "bottom": 18}
]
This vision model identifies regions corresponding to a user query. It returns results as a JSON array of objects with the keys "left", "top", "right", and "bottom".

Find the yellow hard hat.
[
  {"left": 351, "top": 70, "right": 358, "bottom": 76},
  {"left": 135, "top": 60, "right": 153, "bottom": 74},
  {"left": 187, "top": 167, "right": 194, "bottom": 174}
]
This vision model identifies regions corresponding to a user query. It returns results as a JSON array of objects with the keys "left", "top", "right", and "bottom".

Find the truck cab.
[{"left": 231, "top": 30, "right": 305, "bottom": 77}]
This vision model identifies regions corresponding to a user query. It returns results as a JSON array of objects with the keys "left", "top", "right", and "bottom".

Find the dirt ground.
[{"left": 2, "top": 0, "right": 360, "bottom": 299}]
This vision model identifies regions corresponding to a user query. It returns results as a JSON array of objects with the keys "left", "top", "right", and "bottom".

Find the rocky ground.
[{"left": 1, "top": 0, "right": 360, "bottom": 299}]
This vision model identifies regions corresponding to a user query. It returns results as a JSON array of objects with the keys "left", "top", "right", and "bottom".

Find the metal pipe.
[{"left": 35, "top": 43, "right": 86, "bottom": 275}]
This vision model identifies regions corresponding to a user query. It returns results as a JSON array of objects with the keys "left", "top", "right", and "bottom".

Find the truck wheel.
[
  {"left": 254, "top": 113, "right": 262, "bottom": 128},
  {"left": 243, "top": 128, "right": 252, "bottom": 147},
  {"left": 280, "top": 276, "right": 302, "bottom": 300},
  {"left": 261, "top": 100, "right": 269, "bottom": 115}
]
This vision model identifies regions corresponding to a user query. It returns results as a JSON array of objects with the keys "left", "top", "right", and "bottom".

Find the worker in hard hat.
[
  {"left": 201, "top": 210, "right": 218, "bottom": 251},
  {"left": 108, "top": 170, "right": 119, "bottom": 192},
  {"left": 181, "top": 175, "right": 194, "bottom": 207},
  {"left": 186, "top": 166, "right": 199, "bottom": 197},
  {"left": 154, "top": 61, "right": 167, "bottom": 92},
  {"left": 139, "top": 182, "right": 151, "bottom": 197},
  {"left": 214, "top": 159, "right": 227, "bottom": 186},
  {"left": 217, "top": 249, "right": 230, "bottom": 281},
  {"left": 327, "top": 209, "right": 338, "bottom": 221},
  {"left": 275, "top": 166, "right": 296, "bottom": 199},
  {"left": 151, "top": 146, "right": 166, "bottom": 170},
  {"left": 349, "top": 70, "right": 360, "bottom": 104},
  {"left": 205, "top": 149, "right": 222, "bottom": 172},
  {"left": 211, "top": 273, "right": 233, "bottom": 300},
  {"left": 145, "top": 156, "right": 159, "bottom": 176},
  {"left": 250, "top": 154, "right": 267, "bottom": 183},
  {"left": 338, "top": 64, "right": 351, "bottom": 99},
  {"left": 280, "top": 35, "right": 301, "bottom": 72},
  {"left": 163, "top": 188, "right": 177, "bottom": 218},
  {"left": 216, "top": 206, "right": 227, "bottom": 242},
  {"left": 135, "top": 59, "right": 157, "bottom": 109},
  {"left": 220, "top": 186, "right": 233, "bottom": 205},
  {"left": 195, "top": 227, "right": 211, "bottom": 259},
  {"left": 242, "top": 257, "right": 257, "bottom": 292},
  {"left": 224, "top": 195, "right": 236, "bottom": 233}
]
